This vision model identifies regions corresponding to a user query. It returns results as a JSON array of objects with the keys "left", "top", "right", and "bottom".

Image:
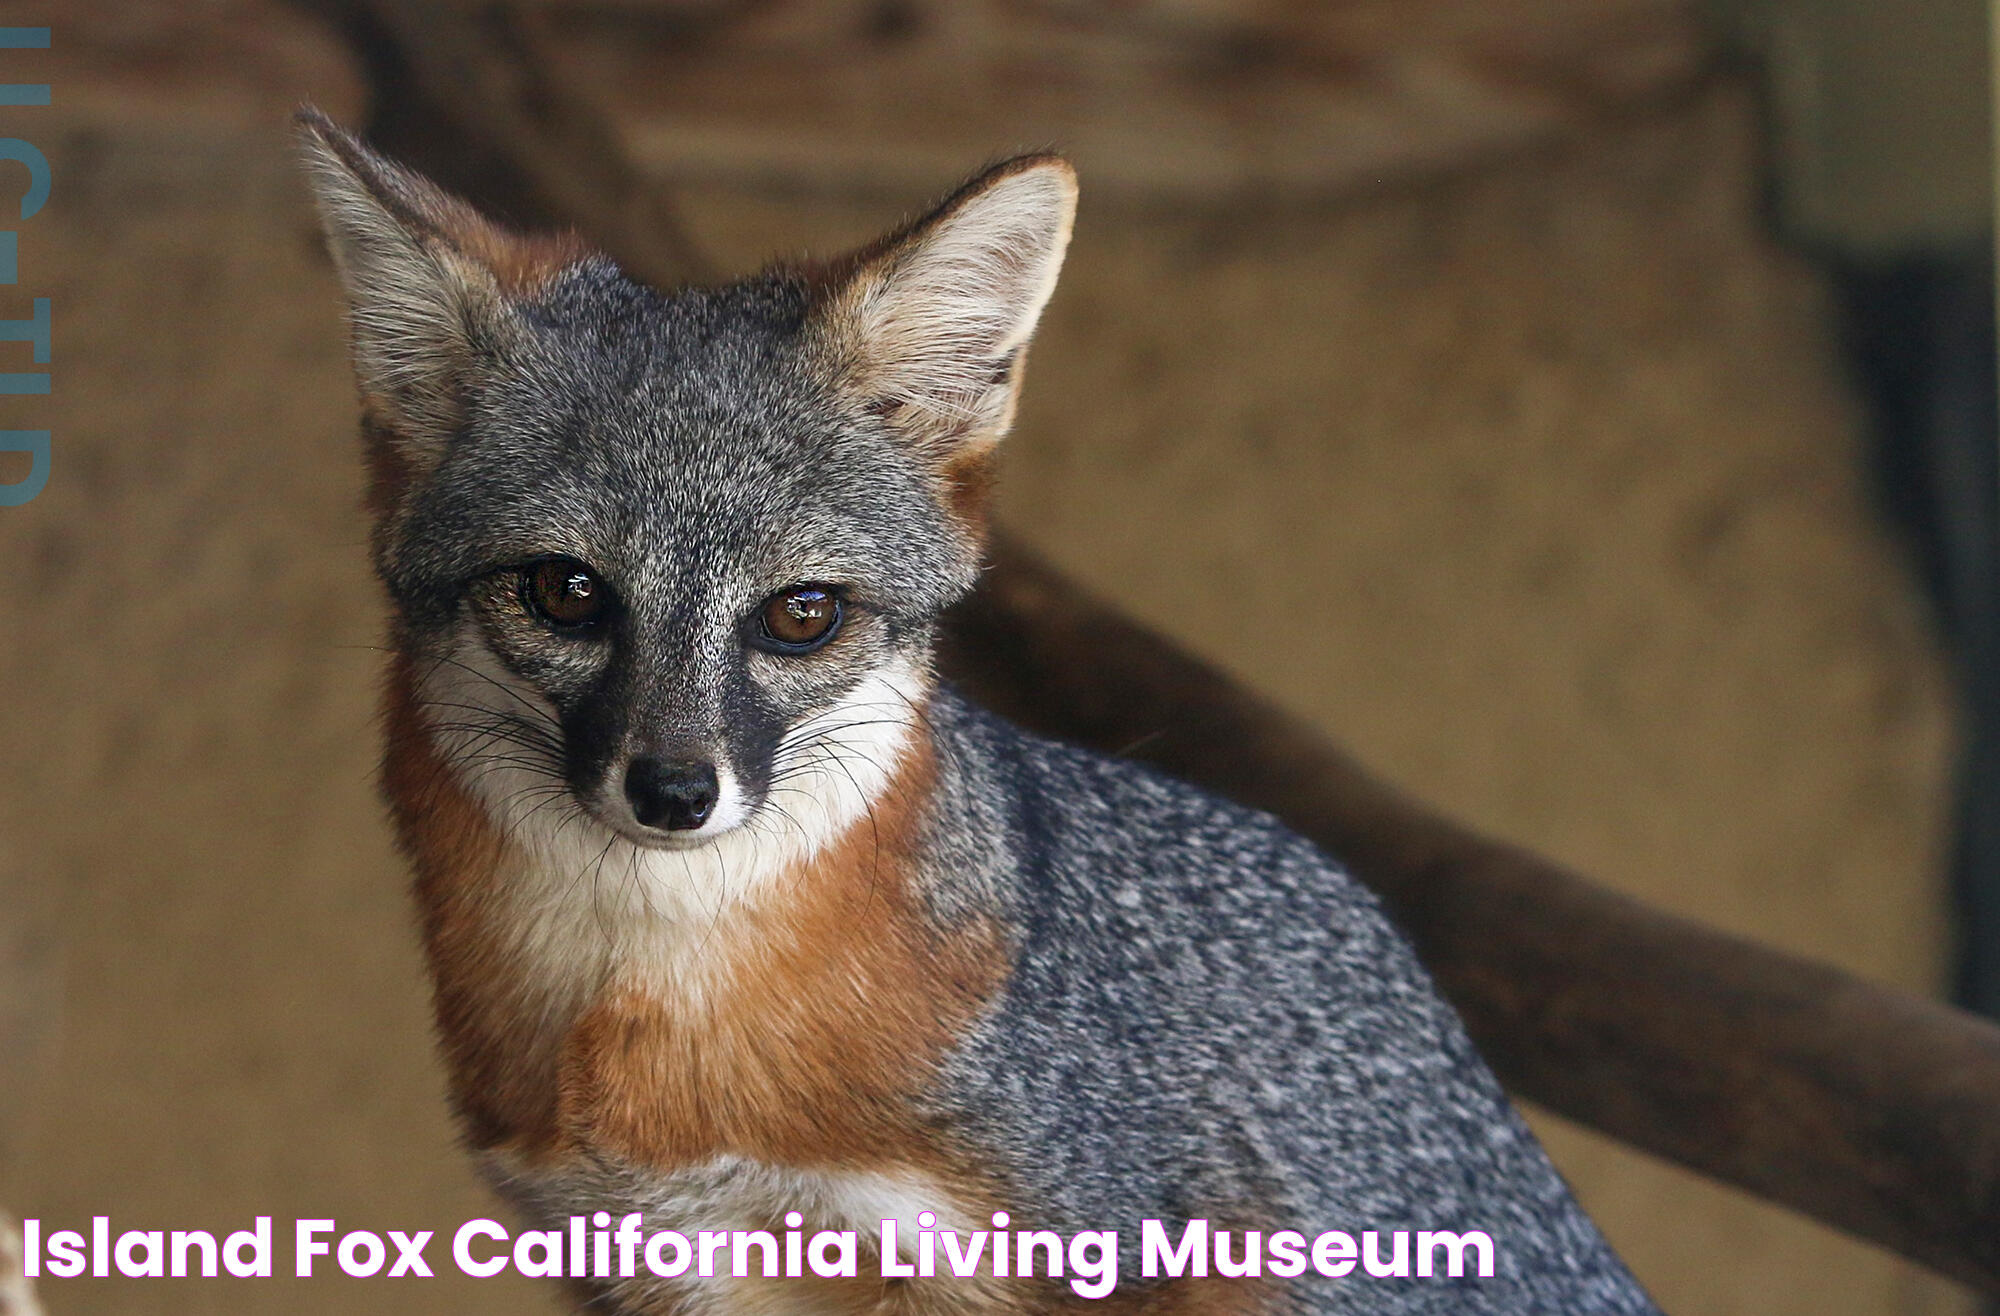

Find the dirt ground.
[{"left": 0, "top": 19, "right": 1974, "bottom": 1316}]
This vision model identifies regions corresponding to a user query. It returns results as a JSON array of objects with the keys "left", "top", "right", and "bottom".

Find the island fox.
[{"left": 299, "top": 109, "right": 1659, "bottom": 1315}]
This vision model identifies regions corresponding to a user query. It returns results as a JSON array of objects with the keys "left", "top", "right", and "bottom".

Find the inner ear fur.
[
  {"left": 296, "top": 108, "right": 588, "bottom": 483},
  {"left": 812, "top": 154, "right": 1077, "bottom": 464}
]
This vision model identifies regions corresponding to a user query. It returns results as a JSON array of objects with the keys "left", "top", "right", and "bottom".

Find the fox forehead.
[
  {"left": 304, "top": 116, "right": 1074, "bottom": 632},
  {"left": 384, "top": 266, "right": 971, "bottom": 614}
]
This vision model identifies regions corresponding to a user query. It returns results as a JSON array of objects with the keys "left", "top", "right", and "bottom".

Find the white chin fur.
[{"left": 413, "top": 634, "right": 924, "bottom": 949}]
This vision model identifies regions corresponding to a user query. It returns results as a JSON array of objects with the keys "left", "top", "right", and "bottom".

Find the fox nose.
[{"left": 623, "top": 756, "right": 720, "bottom": 831}]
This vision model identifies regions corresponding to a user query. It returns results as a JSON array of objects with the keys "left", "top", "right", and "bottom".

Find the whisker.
[{"left": 421, "top": 650, "right": 562, "bottom": 726}]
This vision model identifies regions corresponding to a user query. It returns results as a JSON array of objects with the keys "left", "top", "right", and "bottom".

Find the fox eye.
[
  {"left": 755, "top": 585, "right": 841, "bottom": 653},
  {"left": 522, "top": 558, "right": 608, "bottom": 629}
]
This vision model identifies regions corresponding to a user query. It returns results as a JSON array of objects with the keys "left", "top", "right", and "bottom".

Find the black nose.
[{"left": 623, "top": 757, "right": 720, "bottom": 831}]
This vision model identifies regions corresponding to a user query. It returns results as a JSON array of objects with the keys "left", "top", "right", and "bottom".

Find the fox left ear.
[
  {"left": 818, "top": 155, "right": 1077, "bottom": 460},
  {"left": 295, "top": 108, "right": 585, "bottom": 488}
]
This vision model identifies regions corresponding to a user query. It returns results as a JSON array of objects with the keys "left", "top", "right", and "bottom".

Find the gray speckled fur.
[{"left": 909, "top": 692, "right": 1657, "bottom": 1313}]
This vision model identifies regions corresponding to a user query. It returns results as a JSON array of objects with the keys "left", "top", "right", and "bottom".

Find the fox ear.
[
  {"left": 295, "top": 108, "right": 581, "bottom": 477},
  {"left": 820, "top": 155, "right": 1076, "bottom": 460}
]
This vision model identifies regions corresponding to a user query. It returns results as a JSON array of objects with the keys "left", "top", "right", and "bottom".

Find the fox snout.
[
  {"left": 623, "top": 755, "right": 720, "bottom": 832},
  {"left": 582, "top": 717, "right": 752, "bottom": 845}
]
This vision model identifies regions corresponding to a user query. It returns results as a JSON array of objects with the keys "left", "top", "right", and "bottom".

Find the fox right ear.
[
  {"left": 815, "top": 155, "right": 1077, "bottom": 465},
  {"left": 296, "top": 109, "right": 580, "bottom": 480}
]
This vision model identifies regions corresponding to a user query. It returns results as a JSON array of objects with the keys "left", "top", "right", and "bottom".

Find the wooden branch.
[{"left": 303, "top": 1, "right": 2000, "bottom": 1294}]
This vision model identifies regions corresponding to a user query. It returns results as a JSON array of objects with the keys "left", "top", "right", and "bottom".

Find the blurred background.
[{"left": 0, "top": 1, "right": 1992, "bottom": 1312}]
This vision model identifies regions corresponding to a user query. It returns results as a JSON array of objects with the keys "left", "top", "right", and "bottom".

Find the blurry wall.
[
  {"left": 1711, "top": 0, "right": 1992, "bottom": 254},
  {"left": 1712, "top": 0, "right": 2000, "bottom": 1039}
]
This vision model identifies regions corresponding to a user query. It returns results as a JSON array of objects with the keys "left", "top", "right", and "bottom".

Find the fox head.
[{"left": 299, "top": 112, "right": 1074, "bottom": 898}]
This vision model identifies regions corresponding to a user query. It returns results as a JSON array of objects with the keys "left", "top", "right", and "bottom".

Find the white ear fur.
[
  {"left": 840, "top": 157, "right": 1077, "bottom": 456},
  {"left": 297, "top": 111, "right": 505, "bottom": 468}
]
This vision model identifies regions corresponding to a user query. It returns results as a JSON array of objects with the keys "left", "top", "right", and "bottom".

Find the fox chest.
[
  {"left": 478, "top": 1144, "right": 1010, "bottom": 1315},
  {"left": 548, "top": 981, "right": 961, "bottom": 1172},
  {"left": 482, "top": 990, "right": 1007, "bottom": 1314}
]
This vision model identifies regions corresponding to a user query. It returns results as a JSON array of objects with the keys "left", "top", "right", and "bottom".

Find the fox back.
[{"left": 300, "top": 110, "right": 1658, "bottom": 1315}]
